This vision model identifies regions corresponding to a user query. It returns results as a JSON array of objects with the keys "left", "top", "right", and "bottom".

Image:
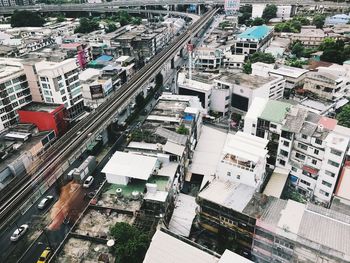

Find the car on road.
[
  {"left": 10, "top": 224, "right": 29, "bottom": 242},
  {"left": 83, "top": 176, "right": 94, "bottom": 188},
  {"left": 37, "top": 196, "right": 54, "bottom": 210},
  {"left": 37, "top": 247, "right": 51, "bottom": 263}
]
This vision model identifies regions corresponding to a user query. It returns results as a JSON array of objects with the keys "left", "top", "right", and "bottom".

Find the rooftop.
[
  {"left": 260, "top": 100, "right": 291, "bottom": 124},
  {"left": 144, "top": 229, "right": 219, "bottom": 263},
  {"left": 19, "top": 102, "right": 62, "bottom": 113},
  {"left": 218, "top": 72, "right": 279, "bottom": 89},
  {"left": 263, "top": 167, "right": 289, "bottom": 198},
  {"left": 270, "top": 65, "right": 309, "bottom": 79},
  {"left": 198, "top": 180, "right": 256, "bottom": 213},
  {"left": 238, "top": 25, "right": 272, "bottom": 40},
  {"left": 101, "top": 151, "right": 158, "bottom": 181},
  {"left": 222, "top": 132, "right": 268, "bottom": 164}
]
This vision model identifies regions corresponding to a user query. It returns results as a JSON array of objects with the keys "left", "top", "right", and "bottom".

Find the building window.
[
  {"left": 315, "top": 139, "right": 322, "bottom": 145},
  {"left": 252, "top": 124, "right": 256, "bottom": 128},
  {"left": 311, "top": 159, "right": 317, "bottom": 165},
  {"left": 319, "top": 189, "right": 330, "bottom": 197},
  {"left": 301, "top": 134, "right": 307, "bottom": 139},
  {"left": 327, "top": 160, "right": 340, "bottom": 168},
  {"left": 325, "top": 170, "right": 335, "bottom": 178},
  {"left": 300, "top": 179, "right": 311, "bottom": 187},
  {"left": 270, "top": 123, "right": 277, "bottom": 129},
  {"left": 314, "top": 149, "right": 319, "bottom": 155},
  {"left": 296, "top": 152, "right": 305, "bottom": 160},
  {"left": 236, "top": 175, "right": 240, "bottom": 179},
  {"left": 281, "top": 130, "right": 292, "bottom": 140},
  {"left": 330, "top": 148, "right": 342, "bottom": 156},
  {"left": 291, "top": 167, "right": 297, "bottom": 172},
  {"left": 227, "top": 172, "right": 231, "bottom": 176},
  {"left": 283, "top": 141, "right": 289, "bottom": 147},
  {"left": 322, "top": 180, "right": 332, "bottom": 188},
  {"left": 298, "top": 143, "right": 308, "bottom": 151},
  {"left": 279, "top": 159, "right": 286, "bottom": 166},
  {"left": 280, "top": 150, "right": 288, "bottom": 157}
]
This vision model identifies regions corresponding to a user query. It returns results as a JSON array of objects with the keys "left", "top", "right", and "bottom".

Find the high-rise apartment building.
[{"left": 35, "top": 59, "right": 84, "bottom": 120}]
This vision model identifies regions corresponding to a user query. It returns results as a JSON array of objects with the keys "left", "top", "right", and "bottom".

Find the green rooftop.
[{"left": 260, "top": 100, "right": 291, "bottom": 124}]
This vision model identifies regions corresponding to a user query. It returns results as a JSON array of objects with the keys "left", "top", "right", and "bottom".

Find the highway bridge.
[
  {"left": 0, "top": 0, "right": 349, "bottom": 15},
  {"left": 0, "top": 7, "right": 217, "bottom": 231}
]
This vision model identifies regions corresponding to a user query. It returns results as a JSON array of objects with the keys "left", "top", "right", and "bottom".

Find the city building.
[
  {"left": 291, "top": 27, "right": 326, "bottom": 48},
  {"left": 232, "top": 25, "right": 273, "bottom": 55},
  {"left": 252, "top": 62, "right": 309, "bottom": 91},
  {"left": 216, "top": 132, "right": 268, "bottom": 191},
  {"left": 325, "top": 14, "right": 350, "bottom": 26},
  {"left": 196, "top": 179, "right": 350, "bottom": 262},
  {"left": 35, "top": 58, "right": 84, "bottom": 120},
  {"left": 216, "top": 71, "right": 285, "bottom": 112},
  {"left": 244, "top": 99, "right": 350, "bottom": 205},
  {"left": 79, "top": 68, "right": 114, "bottom": 109},
  {"left": 17, "top": 102, "right": 68, "bottom": 137},
  {"left": 144, "top": 228, "right": 253, "bottom": 263},
  {"left": 303, "top": 71, "right": 350, "bottom": 101},
  {"left": 194, "top": 47, "right": 223, "bottom": 70},
  {"left": 0, "top": 59, "right": 32, "bottom": 131},
  {"left": 60, "top": 42, "right": 93, "bottom": 69}
]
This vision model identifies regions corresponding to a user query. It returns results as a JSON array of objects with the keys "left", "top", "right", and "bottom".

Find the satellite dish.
[{"left": 107, "top": 239, "right": 115, "bottom": 247}]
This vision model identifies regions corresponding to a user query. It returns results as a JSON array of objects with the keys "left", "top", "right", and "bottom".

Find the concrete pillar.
[
  {"left": 198, "top": 5, "right": 201, "bottom": 16},
  {"left": 171, "top": 57, "right": 175, "bottom": 69}
]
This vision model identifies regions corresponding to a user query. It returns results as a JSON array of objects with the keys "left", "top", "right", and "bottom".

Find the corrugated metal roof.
[
  {"left": 260, "top": 100, "right": 291, "bottom": 124},
  {"left": 155, "top": 127, "right": 187, "bottom": 145}
]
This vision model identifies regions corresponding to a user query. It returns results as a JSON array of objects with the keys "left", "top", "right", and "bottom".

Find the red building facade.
[{"left": 18, "top": 103, "right": 68, "bottom": 137}]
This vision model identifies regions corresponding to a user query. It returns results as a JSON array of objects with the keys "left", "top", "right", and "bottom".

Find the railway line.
[{"left": 0, "top": 7, "right": 218, "bottom": 230}]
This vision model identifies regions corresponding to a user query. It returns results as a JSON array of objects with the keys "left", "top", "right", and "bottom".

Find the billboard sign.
[{"left": 90, "top": 84, "right": 104, "bottom": 99}]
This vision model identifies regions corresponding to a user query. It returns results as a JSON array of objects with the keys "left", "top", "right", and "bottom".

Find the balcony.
[{"left": 222, "top": 153, "right": 256, "bottom": 172}]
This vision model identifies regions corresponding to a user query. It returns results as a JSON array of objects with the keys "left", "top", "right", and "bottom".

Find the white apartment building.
[
  {"left": 244, "top": 99, "right": 350, "bottom": 205},
  {"left": 216, "top": 72, "right": 285, "bottom": 112},
  {"left": 194, "top": 47, "right": 223, "bottom": 70},
  {"left": 79, "top": 68, "right": 113, "bottom": 109},
  {"left": 177, "top": 70, "right": 284, "bottom": 115},
  {"left": 252, "top": 62, "right": 309, "bottom": 91},
  {"left": 216, "top": 131, "right": 268, "bottom": 191},
  {"left": 303, "top": 71, "right": 350, "bottom": 101},
  {"left": 35, "top": 58, "right": 84, "bottom": 120},
  {"left": 0, "top": 59, "right": 31, "bottom": 131}
]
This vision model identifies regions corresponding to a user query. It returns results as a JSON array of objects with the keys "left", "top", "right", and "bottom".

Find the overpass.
[
  {"left": 0, "top": 0, "right": 349, "bottom": 15},
  {"left": 0, "top": 7, "right": 217, "bottom": 231}
]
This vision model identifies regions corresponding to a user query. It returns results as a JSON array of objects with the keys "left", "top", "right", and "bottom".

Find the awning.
[{"left": 302, "top": 165, "right": 318, "bottom": 175}]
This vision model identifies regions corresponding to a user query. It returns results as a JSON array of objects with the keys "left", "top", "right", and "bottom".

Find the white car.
[
  {"left": 83, "top": 176, "right": 94, "bottom": 188},
  {"left": 10, "top": 224, "right": 29, "bottom": 242},
  {"left": 38, "top": 195, "right": 54, "bottom": 210}
]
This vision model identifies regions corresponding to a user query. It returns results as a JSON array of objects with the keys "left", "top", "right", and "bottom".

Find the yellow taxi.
[{"left": 37, "top": 247, "right": 51, "bottom": 263}]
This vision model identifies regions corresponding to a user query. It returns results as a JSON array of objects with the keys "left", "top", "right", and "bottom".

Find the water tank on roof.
[
  {"left": 116, "top": 188, "right": 123, "bottom": 197},
  {"left": 131, "top": 191, "right": 140, "bottom": 200}
]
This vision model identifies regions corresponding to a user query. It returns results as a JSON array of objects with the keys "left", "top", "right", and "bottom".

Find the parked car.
[
  {"left": 83, "top": 176, "right": 94, "bottom": 188},
  {"left": 37, "top": 247, "right": 51, "bottom": 263},
  {"left": 37, "top": 196, "right": 54, "bottom": 210},
  {"left": 10, "top": 224, "right": 29, "bottom": 242}
]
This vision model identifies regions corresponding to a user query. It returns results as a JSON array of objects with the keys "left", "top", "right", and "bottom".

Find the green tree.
[
  {"left": 291, "top": 41, "right": 305, "bottom": 58},
  {"left": 177, "top": 124, "right": 189, "bottom": 135},
  {"left": 250, "top": 52, "right": 275, "bottom": 64},
  {"left": 238, "top": 5, "right": 252, "bottom": 25},
  {"left": 262, "top": 4, "right": 277, "bottom": 22},
  {"left": 131, "top": 17, "right": 142, "bottom": 25},
  {"left": 155, "top": 72, "right": 163, "bottom": 88},
  {"left": 313, "top": 14, "right": 326, "bottom": 29},
  {"left": 135, "top": 92, "right": 145, "bottom": 109},
  {"left": 243, "top": 61, "right": 252, "bottom": 74},
  {"left": 105, "top": 23, "right": 117, "bottom": 33},
  {"left": 74, "top": 17, "right": 99, "bottom": 33},
  {"left": 337, "top": 104, "right": 350, "bottom": 128},
  {"left": 252, "top": 17, "right": 265, "bottom": 26},
  {"left": 110, "top": 222, "right": 150, "bottom": 263},
  {"left": 56, "top": 14, "right": 66, "bottom": 23},
  {"left": 11, "top": 10, "right": 45, "bottom": 27}
]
